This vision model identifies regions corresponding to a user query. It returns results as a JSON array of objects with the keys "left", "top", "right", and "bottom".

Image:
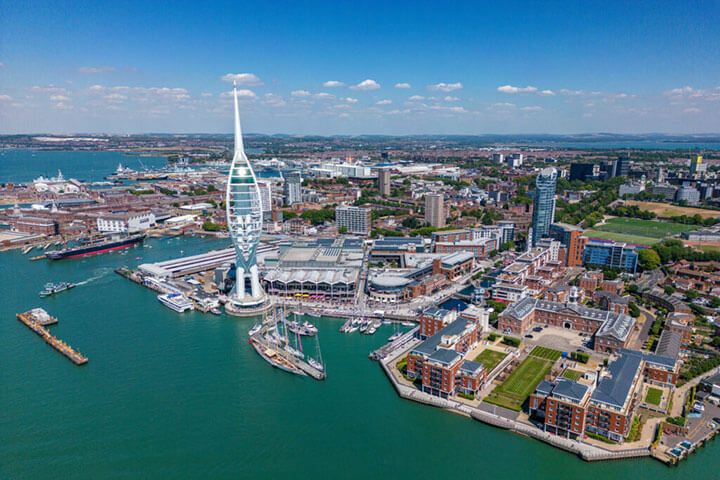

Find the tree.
[
  {"left": 638, "top": 249, "right": 661, "bottom": 271},
  {"left": 628, "top": 302, "right": 641, "bottom": 318},
  {"left": 663, "top": 285, "right": 676, "bottom": 296},
  {"left": 338, "top": 226, "right": 348, "bottom": 234},
  {"left": 686, "top": 289, "right": 700, "bottom": 301}
]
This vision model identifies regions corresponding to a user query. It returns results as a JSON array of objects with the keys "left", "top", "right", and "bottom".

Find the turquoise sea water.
[
  {"left": 0, "top": 150, "right": 167, "bottom": 184},
  {"left": 1, "top": 235, "right": 719, "bottom": 479}
]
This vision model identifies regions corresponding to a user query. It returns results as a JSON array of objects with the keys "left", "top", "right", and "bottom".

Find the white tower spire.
[{"left": 225, "top": 79, "right": 267, "bottom": 315}]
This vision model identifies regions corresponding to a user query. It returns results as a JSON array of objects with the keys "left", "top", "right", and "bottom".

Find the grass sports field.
[
  {"left": 485, "top": 347, "right": 561, "bottom": 411},
  {"left": 474, "top": 349, "right": 508, "bottom": 372},
  {"left": 625, "top": 200, "right": 720, "bottom": 220},
  {"left": 585, "top": 217, "right": 696, "bottom": 246},
  {"left": 530, "top": 346, "right": 562, "bottom": 361}
]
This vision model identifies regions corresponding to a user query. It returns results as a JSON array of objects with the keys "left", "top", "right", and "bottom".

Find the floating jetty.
[{"left": 16, "top": 308, "right": 88, "bottom": 365}]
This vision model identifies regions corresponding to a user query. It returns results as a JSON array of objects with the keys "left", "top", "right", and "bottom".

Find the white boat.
[
  {"left": 347, "top": 325, "right": 359, "bottom": 333},
  {"left": 401, "top": 321, "right": 414, "bottom": 327},
  {"left": 248, "top": 324, "right": 262, "bottom": 336},
  {"left": 22, "top": 246, "right": 33, "bottom": 254},
  {"left": 388, "top": 332, "right": 403, "bottom": 342},
  {"left": 367, "top": 326, "right": 377, "bottom": 335},
  {"left": 285, "top": 344, "right": 304, "bottom": 358},
  {"left": 302, "top": 321, "right": 318, "bottom": 335},
  {"left": 157, "top": 293, "right": 194, "bottom": 313},
  {"left": 308, "top": 358, "right": 324, "bottom": 371}
]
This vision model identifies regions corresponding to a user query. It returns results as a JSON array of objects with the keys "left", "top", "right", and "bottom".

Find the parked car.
[
  {"left": 524, "top": 334, "right": 534, "bottom": 339},
  {"left": 532, "top": 326, "right": 543, "bottom": 332}
]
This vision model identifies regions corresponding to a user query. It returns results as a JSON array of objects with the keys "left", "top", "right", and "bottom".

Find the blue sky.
[{"left": 1, "top": 0, "right": 719, "bottom": 134}]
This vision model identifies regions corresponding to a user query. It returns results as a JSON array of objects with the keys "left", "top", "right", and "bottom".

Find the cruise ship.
[
  {"left": 46, "top": 234, "right": 145, "bottom": 260},
  {"left": 157, "top": 293, "right": 195, "bottom": 313}
]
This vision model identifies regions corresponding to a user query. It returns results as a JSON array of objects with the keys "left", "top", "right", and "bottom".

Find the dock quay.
[{"left": 16, "top": 309, "right": 88, "bottom": 365}]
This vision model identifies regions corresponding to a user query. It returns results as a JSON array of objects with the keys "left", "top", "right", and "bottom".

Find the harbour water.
[
  {"left": 0, "top": 150, "right": 167, "bottom": 184},
  {"left": 1, "top": 235, "right": 719, "bottom": 478}
]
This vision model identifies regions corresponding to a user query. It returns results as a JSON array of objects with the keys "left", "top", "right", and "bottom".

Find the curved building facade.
[{"left": 226, "top": 83, "right": 267, "bottom": 310}]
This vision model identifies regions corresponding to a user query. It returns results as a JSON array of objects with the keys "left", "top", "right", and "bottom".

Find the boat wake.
[{"left": 75, "top": 268, "right": 112, "bottom": 286}]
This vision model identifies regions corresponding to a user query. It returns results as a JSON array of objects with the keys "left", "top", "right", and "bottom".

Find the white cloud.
[
  {"left": 30, "top": 85, "right": 68, "bottom": 94},
  {"left": 104, "top": 93, "right": 127, "bottom": 103},
  {"left": 201, "top": 92, "right": 213, "bottom": 97},
  {"left": 560, "top": 88, "right": 584, "bottom": 96},
  {"left": 0, "top": 62, "right": 6, "bottom": 68},
  {"left": 683, "top": 107, "right": 701, "bottom": 114},
  {"left": 291, "top": 90, "right": 311, "bottom": 97},
  {"left": 53, "top": 102, "right": 73, "bottom": 110},
  {"left": 344, "top": 97, "right": 358, "bottom": 104},
  {"left": 490, "top": 102, "right": 515, "bottom": 108},
  {"left": 430, "top": 105, "right": 468, "bottom": 113},
  {"left": 443, "top": 96, "right": 459, "bottom": 102},
  {"left": 0, "top": 94, "right": 12, "bottom": 101},
  {"left": 264, "top": 93, "right": 286, "bottom": 107},
  {"left": 664, "top": 85, "right": 720, "bottom": 102},
  {"left": 323, "top": 80, "right": 345, "bottom": 88},
  {"left": 429, "top": 82, "right": 463, "bottom": 92},
  {"left": 314, "top": 92, "right": 335, "bottom": 99},
  {"left": 539, "top": 89, "right": 556, "bottom": 96},
  {"left": 497, "top": 85, "right": 537, "bottom": 94},
  {"left": 376, "top": 99, "right": 392, "bottom": 105},
  {"left": 50, "top": 95, "right": 70, "bottom": 102},
  {"left": 221, "top": 73, "right": 263, "bottom": 86},
  {"left": 408, "top": 95, "right": 425, "bottom": 101},
  {"left": 351, "top": 79, "right": 381, "bottom": 91},
  {"left": 235, "top": 89, "right": 256, "bottom": 99},
  {"left": 79, "top": 66, "right": 116, "bottom": 74},
  {"left": 394, "top": 82, "right": 411, "bottom": 89},
  {"left": 521, "top": 106, "right": 543, "bottom": 112}
]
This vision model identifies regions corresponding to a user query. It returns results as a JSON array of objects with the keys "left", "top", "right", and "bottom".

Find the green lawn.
[
  {"left": 646, "top": 387, "right": 663, "bottom": 406},
  {"left": 586, "top": 217, "right": 695, "bottom": 246},
  {"left": 562, "top": 369, "right": 583, "bottom": 381},
  {"left": 485, "top": 356, "right": 553, "bottom": 411},
  {"left": 474, "top": 349, "right": 508, "bottom": 372},
  {"left": 530, "top": 346, "right": 562, "bottom": 361}
]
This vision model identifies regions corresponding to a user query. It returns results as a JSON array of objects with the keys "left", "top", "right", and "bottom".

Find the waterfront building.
[
  {"left": 225, "top": 83, "right": 267, "bottom": 312},
  {"left": 368, "top": 236, "right": 425, "bottom": 266},
  {"left": 261, "top": 237, "right": 363, "bottom": 301},
  {"left": 335, "top": 204, "right": 372, "bottom": 235},
  {"left": 283, "top": 171, "right": 302, "bottom": 206},
  {"left": 498, "top": 297, "right": 635, "bottom": 354},
  {"left": 530, "top": 378, "right": 591, "bottom": 440},
  {"left": 424, "top": 193, "right": 445, "bottom": 228},
  {"left": 531, "top": 167, "right": 558, "bottom": 246},
  {"left": 377, "top": 168, "right": 391, "bottom": 196},
  {"left": 583, "top": 241, "right": 638, "bottom": 273},
  {"left": 407, "top": 319, "right": 483, "bottom": 398},
  {"left": 96, "top": 211, "right": 156, "bottom": 234}
]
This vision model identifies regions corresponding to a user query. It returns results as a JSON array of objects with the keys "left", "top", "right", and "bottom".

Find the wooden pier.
[{"left": 16, "top": 309, "right": 88, "bottom": 365}]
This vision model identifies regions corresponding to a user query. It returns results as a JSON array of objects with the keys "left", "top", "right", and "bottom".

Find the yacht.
[
  {"left": 157, "top": 293, "right": 194, "bottom": 313},
  {"left": 248, "top": 324, "right": 262, "bottom": 336},
  {"left": 308, "top": 358, "right": 324, "bottom": 371},
  {"left": 388, "top": 332, "right": 403, "bottom": 342}
]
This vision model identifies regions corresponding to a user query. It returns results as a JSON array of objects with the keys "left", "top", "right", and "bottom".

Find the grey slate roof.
[
  {"left": 595, "top": 312, "right": 635, "bottom": 342},
  {"left": 428, "top": 348, "right": 462, "bottom": 366},
  {"left": 460, "top": 360, "right": 484, "bottom": 375},
  {"left": 654, "top": 329, "right": 682, "bottom": 362},
  {"left": 411, "top": 319, "right": 471, "bottom": 357},
  {"left": 590, "top": 353, "right": 643, "bottom": 409},
  {"left": 552, "top": 378, "right": 590, "bottom": 403}
]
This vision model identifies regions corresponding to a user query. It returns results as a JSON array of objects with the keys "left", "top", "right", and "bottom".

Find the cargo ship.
[{"left": 45, "top": 234, "right": 145, "bottom": 260}]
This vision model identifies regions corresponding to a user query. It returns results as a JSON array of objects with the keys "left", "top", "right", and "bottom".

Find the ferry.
[
  {"left": 157, "top": 293, "right": 194, "bottom": 313},
  {"left": 46, "top": 234, "right": 145, "bottom": 260},
  {"left": 39, "top": 282, "right": 76, "bottom": 297}
]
